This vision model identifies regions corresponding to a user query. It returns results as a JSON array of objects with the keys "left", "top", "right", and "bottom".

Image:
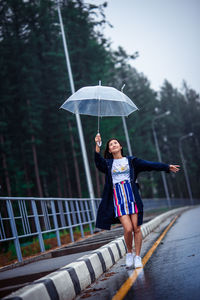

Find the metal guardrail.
[
  {"left": 0, "top": 197, "right": 101, "bottom": 262},
  {"left": 0, "top": 197, "right": 199, "bottom": 263},
  {"left": 142, "top": 197, "right": 199, "bottom": 210}
]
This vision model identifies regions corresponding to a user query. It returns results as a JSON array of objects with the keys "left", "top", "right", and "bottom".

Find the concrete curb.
[{"left": 4, "top": 206, "right": 189, "bottom": 300}]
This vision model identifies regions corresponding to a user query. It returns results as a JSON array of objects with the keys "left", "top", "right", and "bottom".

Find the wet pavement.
[{"left": 76, "top": 206, "right": 200, "bottom": 300}]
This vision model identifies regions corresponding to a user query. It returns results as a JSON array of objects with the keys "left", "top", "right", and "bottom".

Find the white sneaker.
[
  {"left": 134, "top": 255, "right": 143, "bottom": 268},
  {"left": 126, "top": 253, "right": 133, "bottom": 267}
]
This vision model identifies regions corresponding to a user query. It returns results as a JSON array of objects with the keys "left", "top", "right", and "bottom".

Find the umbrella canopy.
[{"left": 60, "top": 85, "right": 138, "bottom": 117}]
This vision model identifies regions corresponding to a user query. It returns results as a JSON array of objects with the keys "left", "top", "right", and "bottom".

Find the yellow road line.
[{"left": 112, "top": 215, "right": 178, "bottom": 300}]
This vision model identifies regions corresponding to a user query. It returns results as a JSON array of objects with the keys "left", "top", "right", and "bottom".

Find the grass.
[{"left": 0, "top": 224, "right": 95, "bottom": 267}]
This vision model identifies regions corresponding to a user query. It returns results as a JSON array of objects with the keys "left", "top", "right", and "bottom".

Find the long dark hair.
[{"left": 104, "top": 138, "right": 124, "bottom": 159}]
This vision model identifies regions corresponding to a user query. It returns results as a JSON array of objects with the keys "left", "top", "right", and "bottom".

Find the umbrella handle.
[
  {"left": 97, "top": 132, "right": 102, "bottom": 147},
  {"left": 97, "top": 141, "right": 102, "bottom": 147}
]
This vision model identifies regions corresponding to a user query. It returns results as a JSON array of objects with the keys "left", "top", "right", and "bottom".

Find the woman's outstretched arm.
[{"left": 134, "top": 158, "right": 180, "bottom": 174}]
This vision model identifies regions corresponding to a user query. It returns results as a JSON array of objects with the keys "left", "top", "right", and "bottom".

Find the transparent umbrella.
[{"left": 60, "top": 83, "right": 138, "bottom": 141}]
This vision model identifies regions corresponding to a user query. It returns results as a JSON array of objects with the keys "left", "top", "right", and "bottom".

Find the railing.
[
  {"left": 0, "top": 197, "right": 199, "bottom": 263},
  {"left": 142, "top": 197, "right": 199, "bottom": 210},
  {"left": 0, "top": 197, "right": 101, "bottom": 262}
]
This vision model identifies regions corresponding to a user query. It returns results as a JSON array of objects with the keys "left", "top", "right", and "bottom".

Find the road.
[{"left": 76, "top": 206, "right": 200, "bottom": 300}]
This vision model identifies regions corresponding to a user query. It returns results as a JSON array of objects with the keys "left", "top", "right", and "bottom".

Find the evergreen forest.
[{"left": 1, "top": 0, "right": 200, "bottom": 200}]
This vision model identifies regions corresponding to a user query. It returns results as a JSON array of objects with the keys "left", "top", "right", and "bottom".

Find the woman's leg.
[
  {"left": 118, "top": 215, "right": 133, "bottom": 253},
  {"left": 130, "top": 214, "right": 142, "bottom": 256}
]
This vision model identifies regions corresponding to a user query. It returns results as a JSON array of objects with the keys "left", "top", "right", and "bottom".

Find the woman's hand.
[
  {"left": 169, "top": 165, "right": 180, "bottom": 173},
  {"left": 95, "top": 133, "right": 101, "bottom": 144},
  {"left": 95, "top": 133, "right": 101, "bottom": 153}
]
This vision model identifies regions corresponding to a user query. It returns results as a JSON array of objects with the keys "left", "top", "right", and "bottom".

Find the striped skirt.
[{"left": 113, "top": 180, "right": 138, "bottom": 217}]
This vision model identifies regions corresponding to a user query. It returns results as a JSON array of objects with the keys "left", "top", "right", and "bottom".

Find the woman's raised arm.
[
  {"left": 95, "top": 133, "right": 101, "bottom": 153},
  {"left": 94, "top": 133, "right": 108, "bottom": 173}
]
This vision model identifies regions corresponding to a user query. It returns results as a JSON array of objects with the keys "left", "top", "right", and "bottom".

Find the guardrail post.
[
  {"left": 6, "top": 200, "right": 23, "bottom": 262},
  {"left": 70, "top": 200, "right": 77, "bottom": 224},
  {"left": 64, "top": 200, "right": 74, "bottom": 242},
  {"left": 58, "top": 200, "right": 66, "bottom": 227},
  {"left": 75, "top": 200, "right": 84, "bottom": 238},
  {"left": 51, "top": 200, "right": 61, "bottom": 246},
  {"left": 84, "top": 199, "right": 93, "bottom": 234},
  {"left": 31, "top": 200, "right": 45, "bottom": 252}
]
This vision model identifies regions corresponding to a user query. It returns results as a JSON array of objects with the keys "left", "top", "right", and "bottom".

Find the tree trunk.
[
  {"left": 24, "top": 162, "right": 32, "bottom": 197},
  {"left": 65, "top": 161, "right": 72, "bottom": 197},
  {"left": 68, "top": 120, "right": 82, "bottom": 197},
  {"left": 21, "top": 145, "right": 32, "bottom": 197},
  {"left": 26, "top": 99, "right": 43, "bottom": 197},
  {"left": 176, "top": 177, "right": 184, "bottom": 199},
  {"left": 0, "top": 134, "right": 12, "bottom": 196},
  {"left": 150, "top": 173, "right": 157, "bottom": 198},
  {"left": 31, "top": 135, "right": 43, "bottom": 197},
  {"left": 42, "top": 175, "right": 49, "bottom": 197},
  {"left": 55, "top": 166, "right": 62, "bottom": 198},
  {"left": 0, "top": 135, "right": 12, "bottom": 237},
  {"left": 62, "top": 169, "right": 67, "bottom": 198},
  {"left": 61, "top": 145, "right": 72, "bottom": 197},
  {"left": 168, "top": 176, "right": 175, "bottom": 198}
]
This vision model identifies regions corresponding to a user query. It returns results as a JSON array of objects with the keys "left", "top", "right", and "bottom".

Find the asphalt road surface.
[{"left": 76, "top": 206, "right": 200, "bottom": 300}]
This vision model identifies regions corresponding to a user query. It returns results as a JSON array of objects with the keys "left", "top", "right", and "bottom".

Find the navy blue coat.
[{"left": 94, "top": 151, "right": 170, "bottom": 230}]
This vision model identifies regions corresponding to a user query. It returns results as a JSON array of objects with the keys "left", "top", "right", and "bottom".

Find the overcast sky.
[{"left": 86, "top": 0, "right": 200, "bottom": 94}]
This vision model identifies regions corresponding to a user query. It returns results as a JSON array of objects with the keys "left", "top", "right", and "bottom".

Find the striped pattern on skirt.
[{"left": 113, "top": 180, "right": 138, "bottom": 217}]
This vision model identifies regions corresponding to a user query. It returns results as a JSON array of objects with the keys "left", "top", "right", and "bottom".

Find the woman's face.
[{"left": 108, "top": 139, "right": 122, "bottom": 154}]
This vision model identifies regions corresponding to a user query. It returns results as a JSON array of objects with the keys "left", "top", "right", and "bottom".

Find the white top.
[{"left": 111, "top": 157, "right": 130, "bottom": 185}]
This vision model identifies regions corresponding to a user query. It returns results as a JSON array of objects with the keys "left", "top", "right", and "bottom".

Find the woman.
[{"left": 94, "top": 133, "right": 180, "bottom": 268}]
